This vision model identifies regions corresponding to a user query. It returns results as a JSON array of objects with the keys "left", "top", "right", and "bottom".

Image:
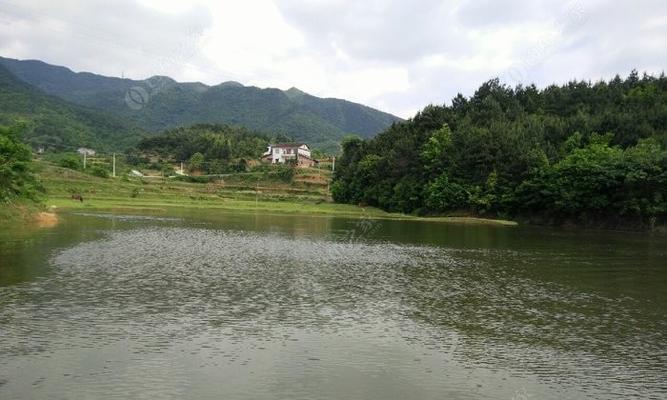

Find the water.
[{"left": 0, "top": 210, "right": 665, "bottom": 399}]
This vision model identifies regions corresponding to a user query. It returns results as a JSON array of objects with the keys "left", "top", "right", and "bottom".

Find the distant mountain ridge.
[
  {"left": 0, "top": 56, "right": 402, "bottom": 151},
  {"left": 0, "top": 63, "right": 146, "bottom": 151}
]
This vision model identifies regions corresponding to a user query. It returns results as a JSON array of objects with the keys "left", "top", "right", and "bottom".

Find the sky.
[{"left": 0, "top": 0, "right": 666, "bottom": 118}]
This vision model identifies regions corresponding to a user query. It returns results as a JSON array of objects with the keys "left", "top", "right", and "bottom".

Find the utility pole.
[
  {"left": 112, "top": 153, "right": 116, "bottom": 177},
  {"left": 328, "top": 156, "right": 334, "bottom": 195},
  {"left": 83, "top": 152, "right": 87, "bottom": 169},
  {"left": 181, "top": 162, "right": 184, "bottom": 175}
]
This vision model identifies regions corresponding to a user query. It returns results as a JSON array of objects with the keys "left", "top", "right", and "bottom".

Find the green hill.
[
  {"left": 332, "top": 73, "right": 667, "bottom": 229},
  {"left": 0, "top": 64, "right": 146, "bottom": 151},
  {"left": 0, "top": 57, "right": 402, "bottom": 152},
  {"left": 134, "top": 123, "right": 270, "bottom": 173}
]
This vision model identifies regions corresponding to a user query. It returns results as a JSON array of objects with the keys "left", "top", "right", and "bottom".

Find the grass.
[
  {"left": 0, "top": 200, "right": 44, "bottom": 222},
  {"left": 36, "top": 162, "right": 518, "bottom": 225}
]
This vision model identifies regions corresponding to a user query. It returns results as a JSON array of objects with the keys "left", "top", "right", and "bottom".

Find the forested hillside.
[
  {"left": 0, "top": 57, "right": 401, "bottom": 151},
  {"left": 134, "top": 124, "right": 270, "bottom": 174},
  {"left": 0, "top": 64, "right": 146, "bottom": 151},
  {"left": 332, "top": 72, "right": 667, "bottom": 229}
]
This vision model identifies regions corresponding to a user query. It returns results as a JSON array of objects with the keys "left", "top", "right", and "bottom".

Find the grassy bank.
[
  {"left": 0, "top": 200, "right": 44, "bottom": 222},
  {"left": 36, "top": 162, "right": 517, "bottom": 225}
]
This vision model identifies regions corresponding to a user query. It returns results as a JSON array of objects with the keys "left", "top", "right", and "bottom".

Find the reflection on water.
[
  {"left": 0, "top": 212, "right": 666, "bottom": 399},
  {"left": 71, "top": 212, "right": 184, "bottom": 222}
]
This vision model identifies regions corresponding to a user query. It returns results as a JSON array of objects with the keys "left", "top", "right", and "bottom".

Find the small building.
[
  {"left": 77, "top": 147, "right": 96, "bottom": 156},
  {"left": 261, "top": 143, "right": 317, "bottom": 168}
]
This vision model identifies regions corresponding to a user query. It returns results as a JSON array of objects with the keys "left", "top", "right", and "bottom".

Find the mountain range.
[
  {"left": 0, "top": 63, "right": 145, "bottom": 151},
  {"left": 0, "top": 56, "right": 402, "bottom": 152}
]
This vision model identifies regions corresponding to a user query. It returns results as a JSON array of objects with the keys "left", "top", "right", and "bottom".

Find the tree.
[
  {"left": 89, "top": 165, "right": 110, "bottom": 178},
  {"left": 160, "top": 162, "right": 173, "bottom": 177},
  {"left": 136, "top": 124, "right": 269, "bottom": 174},
  {"left": 0, "top": 125, "right": 41, "bottom": 202},
  {"left": 59, "top": 154, "right": 82, "bottom": 170},
  {"left": 331, "top": 71, "right": 667, "bottom": 228},
  {"left": 421, "top": 124, "right": 452, "bottom": 173},
  {"left": 425, "top": 173, "right": 469, "bottom": 212},
  {"left": 188, "top": 152, "right": 205, "bottom": 172}
]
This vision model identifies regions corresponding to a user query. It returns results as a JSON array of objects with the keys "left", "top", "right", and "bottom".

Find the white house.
[
  {"left": 77, "top": 147, "right": 96, "bottom": 156},
  {"left": 261, "top": 143, "right": 316, "bottom": 167}
]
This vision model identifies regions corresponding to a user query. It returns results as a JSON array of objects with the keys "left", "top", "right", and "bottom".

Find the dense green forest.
[
  {"left": 0, "top": 64, "right": 146, "bottom": 151},
  {"left": 332, "top": 72, "right": 667, "bottom": 228},
  {"left": 0, "top": 125, "right": 41, "bottom": 203},
  {"left": 134, "top": 124, "right": 271, "bottom": 174},
  {"left": 0, "top": 56, "right": 401, "bottom": 152}
]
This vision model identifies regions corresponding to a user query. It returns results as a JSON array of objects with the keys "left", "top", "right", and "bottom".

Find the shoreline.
[
  {"left": 44, "top": 197, "right": 519, "bottom": 226},
  {"left": 0, "top": 202, "right": 58, "bottom": 228}
]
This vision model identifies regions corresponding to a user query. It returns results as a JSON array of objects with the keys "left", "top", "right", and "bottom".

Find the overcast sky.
[{"left": 0, "top": 0, "right": 665, "bottom": 118}]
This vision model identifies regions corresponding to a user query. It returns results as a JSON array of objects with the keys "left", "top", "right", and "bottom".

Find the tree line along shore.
[
  {"left": 2, "top": 72, "right": 666, "bottom": 231},
  {"left": 332, "top": 73, "right": 667, "bottom": 231}
]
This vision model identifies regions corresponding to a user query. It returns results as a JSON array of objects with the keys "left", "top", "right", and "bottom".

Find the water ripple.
[{"left": 0, "top": 226, "right": 665, "bottom": 399}]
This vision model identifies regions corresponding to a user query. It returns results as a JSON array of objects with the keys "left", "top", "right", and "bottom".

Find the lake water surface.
[{"left": 1, "top": 210, "right": 666, "bottom": 399}]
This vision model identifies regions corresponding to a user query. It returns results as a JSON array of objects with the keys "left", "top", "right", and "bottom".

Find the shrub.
[
  {"left": 425, "top": 174, "right": 469, "bottom": 212},
  {"left": 89, "top": 166, "right": 109, "bottom": 178},
  {"left": 59, "top": 155, "right": 82, "bottom": 170},
  {"left": 267, "top": 165, "right": 294, "bottom": 182},
  {"left": 173, "top": 175, "right": 217, "bottom": 183},
  {"left": 0, "top": 125, "right": 42, "bottom": 202}
]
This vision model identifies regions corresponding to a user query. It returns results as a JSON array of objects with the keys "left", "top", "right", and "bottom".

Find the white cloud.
[{"left": 0, "top": 0, "right": 666, "bottom": 118}]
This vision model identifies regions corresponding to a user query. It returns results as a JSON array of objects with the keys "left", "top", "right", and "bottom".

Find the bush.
[
  {"left": 89, "top": 166, "right": 109, "bottom": 178},
  {"left": 266, "top": 165, "right": 294, "bottom": 182},
  {"left": 250, "top": 164, "right": 273, "bottom": 173},
  {"left": 425, "top": 174, "right": 469, "bottom": 212},
  {"left": 59, "top": 155, "right": 82, "bottom": 170},
  {"left": 173, "top": 175, "right": 217, "bottom": 183},
  {"left": 0, "top": 125, "right": 42, "bottom": 202}
]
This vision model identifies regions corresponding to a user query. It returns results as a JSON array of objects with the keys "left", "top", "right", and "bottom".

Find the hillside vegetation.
[
  {"left": 134, "top": 124, "right": 270, "bottom": 174},
  {"left": 38, "top": 162, "right": 515, "bottom": 225},
  {"left": 0, "top": 65, "right": 146, "bottom": 151},
  {"left": 0, "top": 124, "right": 45, "bottom": 221},
  {"left": 0, "top": 125, "right": 41, "bottom": 203},
  {"left": 39, "top": 161, "right": 339, "bottom": 213},
  {"left": 332, "top": 72, "right": 667, "bottom": 229},
  {"left": 0, "top": 57, "right": 401, "bottom": 152}
]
